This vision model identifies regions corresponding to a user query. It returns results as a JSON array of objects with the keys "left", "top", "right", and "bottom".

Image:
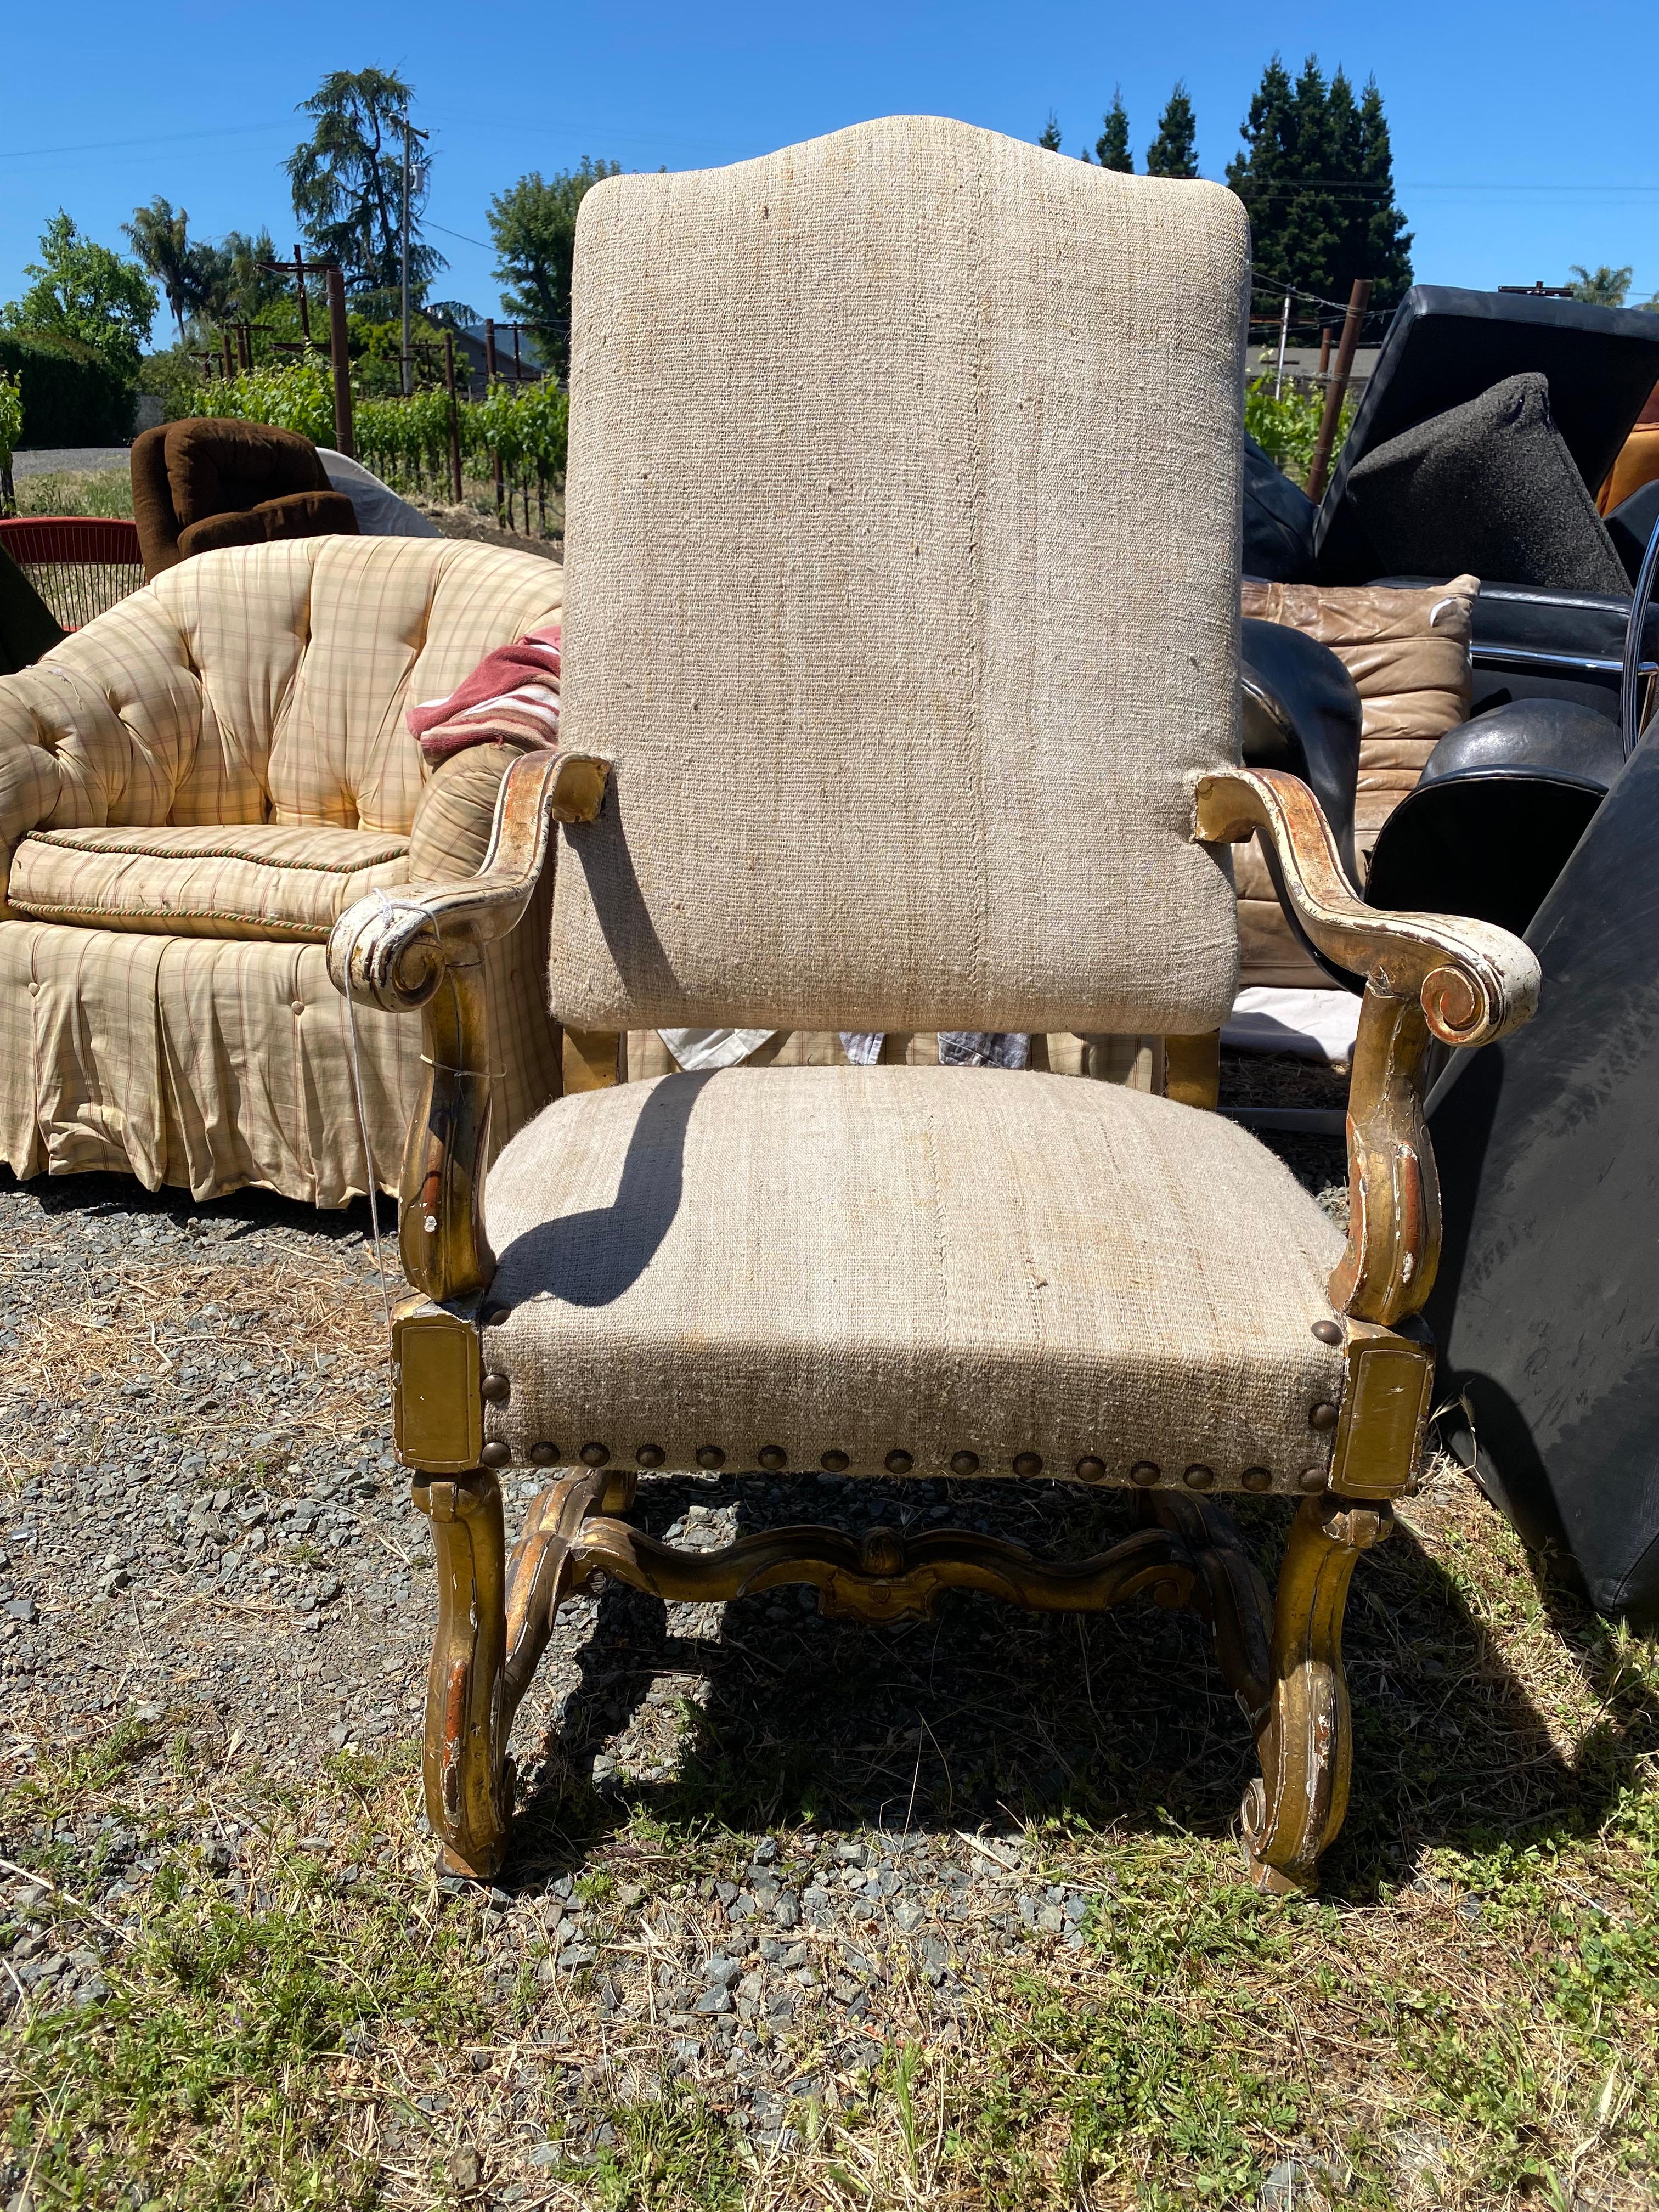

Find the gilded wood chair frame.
[{"left": 328, "top": 751, "right": 1538, "bottom": 1895}]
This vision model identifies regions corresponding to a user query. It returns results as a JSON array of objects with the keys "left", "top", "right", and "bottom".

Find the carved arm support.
[
  {"left": 1193, "top": 765, "right": 1541, "bottom": 1325},
  {"left": 326, "top": 748, "right": 609, "bottom": 1302}
]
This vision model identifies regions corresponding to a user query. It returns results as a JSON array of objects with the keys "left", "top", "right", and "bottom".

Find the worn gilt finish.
[
  {"left": 1191, "top": 764, "right": 1539, "bottom": 1887},
  {"left": 324, "top": 754, "right": 1538, "bottom": 1893}
]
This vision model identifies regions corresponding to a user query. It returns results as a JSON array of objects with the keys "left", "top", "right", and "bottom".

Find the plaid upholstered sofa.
[{"left": 0, "top": 534, "right": 564, "bottom": 1204}]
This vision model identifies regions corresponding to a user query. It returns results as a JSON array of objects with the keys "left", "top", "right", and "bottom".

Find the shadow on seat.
[{"left": 494, "top": 1070, "right": 716, "bottom": 1306}]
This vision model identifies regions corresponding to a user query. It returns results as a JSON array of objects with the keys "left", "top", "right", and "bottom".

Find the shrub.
[
  {"left": 0, "top": 334, "right": 134, "bottom": 446},
  {"left": 1244, "top": 376, "right": 1354, "bottom": 489}
]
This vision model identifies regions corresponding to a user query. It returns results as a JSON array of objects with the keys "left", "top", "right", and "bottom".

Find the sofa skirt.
[{"left": 0, "top": 868, "right": 558, "bottom": 1207}]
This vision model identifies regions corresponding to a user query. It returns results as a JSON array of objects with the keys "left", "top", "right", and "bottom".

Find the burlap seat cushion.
[
  {"left": 482, "top": 1066, "right": 1346, "bottom": 1488},
  {"left": 9, "top": 822, "right": 411, "bottom": 939}
]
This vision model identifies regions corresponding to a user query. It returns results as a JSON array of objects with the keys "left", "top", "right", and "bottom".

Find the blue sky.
[{"left": 4, "top": 0, "right": 1657, "bottom": 338}]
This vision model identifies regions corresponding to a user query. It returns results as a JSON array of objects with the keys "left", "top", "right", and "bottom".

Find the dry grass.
[{"left": 0, "top": 1167, "right": 1656, "bottom": 2209}]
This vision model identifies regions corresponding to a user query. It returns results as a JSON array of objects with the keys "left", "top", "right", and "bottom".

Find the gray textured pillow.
[{"left": 1344, "top": 371, "right": 1630, "bottom": 594}]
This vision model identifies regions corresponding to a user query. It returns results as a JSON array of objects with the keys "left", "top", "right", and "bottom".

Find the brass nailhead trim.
[
  {"left": 820, "top": 1449, "right": 850, "bottom": 1472},
  {"left": 949, "top": 1451, "right": 979, "bottom": 1476},
  {"left": 696, "top": 1446, "right": 726, "bottom": 1470},
  {"left": 1074, "top": 1455, "right": 1107, "bottom": 1483},
  {"left": 758, "top": 1445, "right": 789, "bottom": 1471},
  {"left": 1012, "top": 1452, "right": 1043, "bottom": 1477},
  {"left": 1297, "top": 1467, "right": 1327, "bottom": 1493},
  {"left": 1308, "top": 1402, "right": 1340, "bottom": 1432},
  {"left": 479, "top": 1372, "right": 510, "bottom": 1404},
  {"left": 1241, "top": 1466, "right": 1272, "bottom": 1492},
  {"left": 479, "top": 1442, "right": 511, "bottom": 1469},
  {"left": 635, "top": 1444, "right": 665, "bottom": 1469},
  {"left": 884, "top": 1449, "right": 913, "bottom": 1474},
  {"left": 1311, "top": 1318, "right": 1344, "bottom": 1345},
  {"left": 1129, "top": 1462, "right": 1161, "bottom": 1487},
  {"left": 579, "top": 1442, "right": 611, "bottom": 1467},
  {"left": 1183, "top": 1464, "right": 1215, "bottom": 1491},
  {"left": 529, "top": 1442, "right": 558, "bottom": 1467}
]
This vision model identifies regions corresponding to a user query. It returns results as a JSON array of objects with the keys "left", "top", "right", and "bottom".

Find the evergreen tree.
[
  {"left": 1227, "top": 55, "right": 1296, "bottom": 301},
  {"left": 1352, "top": 76, "right": 1413, "bottom": 308},
  {"left": 1229, "top": 55, "right": 1412, "bottom": 320},
  {"left": 1095, "top": 89, "right": 1133, "bottom": 172},
  {"left": 1145, "top": 83, "right": 1198, "bottom": 178},
  {"left": 1276, "top": 57, "right": 1341, "bottom": 304},
  {"left": 286, "top": 69, "right": 444, "bottom": 302},
  {"left": 1037, "top": 112, "right": 1063, "bottom": 152}
]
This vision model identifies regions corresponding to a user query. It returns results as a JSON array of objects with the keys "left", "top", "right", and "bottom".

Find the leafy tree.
[
  {"left": 1095, "top": 90, "right": 1133, "bottom": 172},
  {"left": 1, "top": 212, "right": 155, "bottom": 380},
  {"left": 184, "top": 227, "right": 289, "bottom": 330},
  {"left": 1037, "top": 111, "right": 1063, "bottom": 153},
  {"left": 286, "top": 68, "right": 443, "bottom": 301},
  {"left": 488, "top": 160, "right": 622, "bottom": 377},
  {"left": 1145, "top": 83, "right": 1198, "bottom": 178},
  {"left": 123, "top": 197, "right": 194, "bottom": 342},
  {"left": 1569, "top": 263, "right": 1634, "bottom": 307}
]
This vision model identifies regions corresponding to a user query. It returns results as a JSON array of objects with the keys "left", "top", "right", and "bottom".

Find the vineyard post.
[
  {"left": 326, "top": 264, "right": 355, "bottom": 459},
  {"left": 484, "top": 320, "right": 505, "bottom": 521},
  {"left": 444, "top": 331, "right": 463, "bottom": 503},
  {"left": 1306, "top": 276, "right": 1372, "bottom": 504}
]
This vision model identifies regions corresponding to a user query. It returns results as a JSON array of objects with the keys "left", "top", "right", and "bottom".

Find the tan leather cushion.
[
  {"left": 1238, "top": 576, "right": 1477, "bottom": 989},
  {"left": 9, "top": 822, "right": 410, "bottom": 940},
  {"left": 481, "top": 1065, "right": 1347, "bottom": 1488}
]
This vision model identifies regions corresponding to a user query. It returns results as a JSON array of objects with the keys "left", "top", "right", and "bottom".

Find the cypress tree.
[
  {"left": 1353, "top": 76, "right": 1414, "bottom": 308},
  {"left": 1037, "top": 111, "right": 1063, "bottom": 153},
  {"left": 1275, "top": 56, "right": 1341, "bottom": 305},
  {"left": 1145, "top": 83, "right": 1199, "bottom": 178},
  {"left": 1227, "top": 56, "right": 1296, "bottom": 303},
  {"left": 1095, "top": 91, "right": 1133, "bottom": 173}
]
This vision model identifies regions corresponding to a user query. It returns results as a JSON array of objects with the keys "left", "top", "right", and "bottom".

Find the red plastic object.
[{"left": 0, "top": 515, "right": 145, "bottom": 629}]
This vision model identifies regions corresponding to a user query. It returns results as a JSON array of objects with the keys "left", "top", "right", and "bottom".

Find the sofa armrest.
[
  {"left": 1193, "top": 764, "right": 1542, "bottom": 1325},
  {"left": 327, "top": 747, "right": 608, "bottom": 1303}
]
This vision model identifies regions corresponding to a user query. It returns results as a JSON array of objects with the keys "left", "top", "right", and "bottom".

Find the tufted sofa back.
[{"left": 0, "top": 537, "right": 564, "bottom": 857}]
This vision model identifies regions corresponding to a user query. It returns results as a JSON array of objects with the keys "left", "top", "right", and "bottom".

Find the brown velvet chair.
[{"left": 131, "top": 419, "right": 359, "bottom": 579}]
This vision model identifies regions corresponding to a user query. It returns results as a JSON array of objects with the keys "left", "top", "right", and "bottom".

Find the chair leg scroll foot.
[
  {"left": 415, "top": 1470, "right": 510, "bottom": 1883},
  {"left": 1242, "top": 1492, "right": 1393, "bottom": 1895}
]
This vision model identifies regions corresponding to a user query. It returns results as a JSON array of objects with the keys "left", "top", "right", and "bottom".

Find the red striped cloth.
[{"left": 407, "top": 625, "right": 561, "bottom": 764}]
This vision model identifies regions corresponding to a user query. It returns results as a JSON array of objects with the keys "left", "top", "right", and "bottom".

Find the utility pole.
[
  {"left": 400, "top": 116, "right": 430, "bottom": 398},
  {"left": 325, "top": 264, "right": 354, "bottom": 458},
  {"left": 1272, "top": 292, "right": 1291, "bottom": 400}
]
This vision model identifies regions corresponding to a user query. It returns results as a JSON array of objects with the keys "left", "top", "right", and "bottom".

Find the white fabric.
[
  {"left": 1224, "top": 986, "right": 1362, "bottom": 1068},
  {"left": 315, "top": 449, "right": 442, "bottom": 539}
]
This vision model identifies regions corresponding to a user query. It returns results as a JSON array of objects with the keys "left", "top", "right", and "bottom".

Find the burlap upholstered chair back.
[{"left": 549, "top": 116, "right": 1250, "bottom": 1039}]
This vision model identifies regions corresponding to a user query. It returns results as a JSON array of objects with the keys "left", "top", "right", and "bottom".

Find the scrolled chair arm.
[
  {"left": 1193, "top": 765, "right": 1542, "bottom": 1325},
  {"left": 325, "top": 748, "right": 610, "bottom": 1013},
  {"left": 325, "top": 746, "right": 610, "bottom": 1305}
]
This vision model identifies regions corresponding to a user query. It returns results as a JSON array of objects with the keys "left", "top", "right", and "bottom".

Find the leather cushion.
[
  {"left": 9, "top": 822, "right": 410, "bottom": 940},
  {"left": 1345, "top": 373, "right": 1630, "bottom": 595},
  {"left": 480, "top": 1065, "right": 1347, "bottom": 1487}
]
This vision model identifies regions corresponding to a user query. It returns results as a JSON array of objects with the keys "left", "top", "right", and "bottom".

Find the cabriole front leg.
[
  {"left": 1242, "top": 1493, "right": 1393, "bottom": 1894},
  {"left": 413, "top": 1469, "right": 511, "bottom": 1880}
]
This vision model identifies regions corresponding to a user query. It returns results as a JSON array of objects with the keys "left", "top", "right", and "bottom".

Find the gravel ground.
[
  {"left": 8, "top": 449, "right": 132, "bottom": 479},
  {"left": 13, "top": 1056, "right": 1649, "bottom": 2209}
]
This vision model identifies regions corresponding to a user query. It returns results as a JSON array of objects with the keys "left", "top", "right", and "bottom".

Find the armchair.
[
  {"left": 0, "top": 534, "right": 566, "bottom": 1204},
  {"left": 329, "top": 118, "right": 1539, "bottom": 1895}
]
